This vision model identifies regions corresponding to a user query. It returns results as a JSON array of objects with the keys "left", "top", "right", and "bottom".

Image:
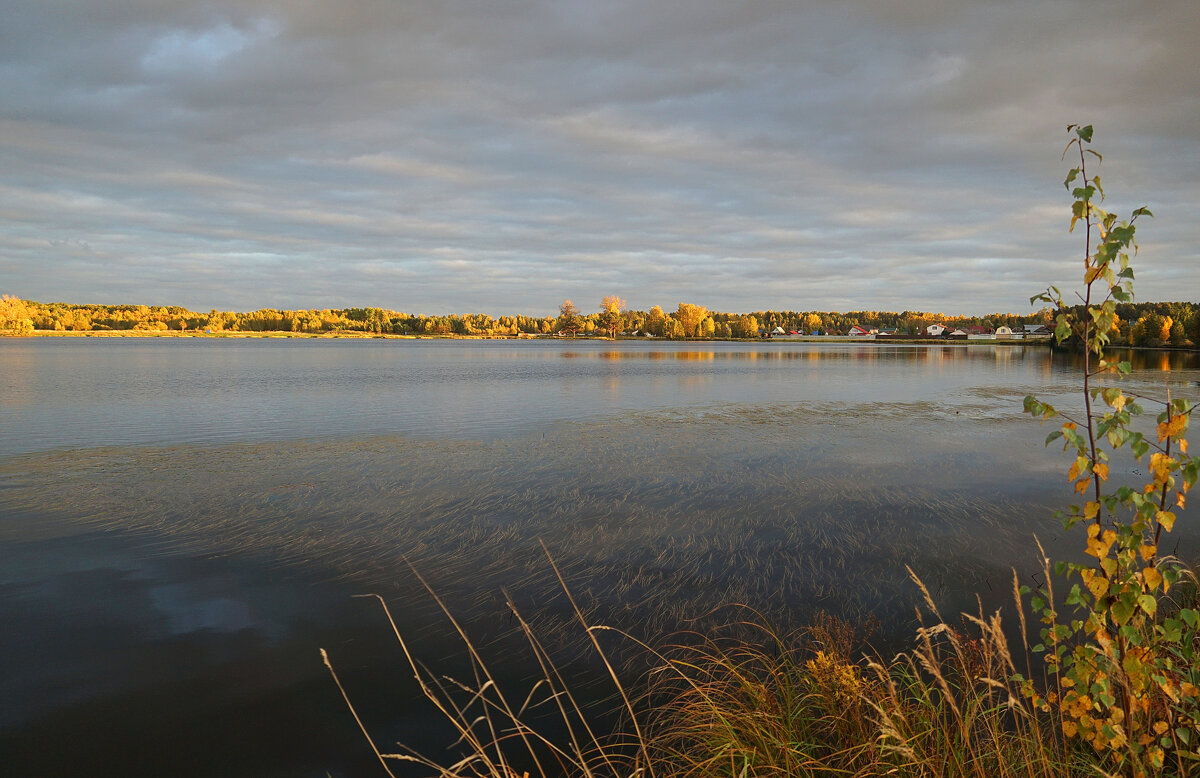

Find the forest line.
[{"left": 2, "top": 295, "right": 1198, "bottom": 347}]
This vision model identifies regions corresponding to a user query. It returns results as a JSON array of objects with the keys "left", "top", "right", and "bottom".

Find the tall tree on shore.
[
  {"left": 645, "top": 305, "right": 667, "bottom": 337},
  {"left": 598, "top": 296, "right": 626, "bottom": 338},
  {"left": 557, "top": 299, "right": 582, "bottom": 337},
  {"left": 675, "top": 302, "right": 708, "bottom": 338}
]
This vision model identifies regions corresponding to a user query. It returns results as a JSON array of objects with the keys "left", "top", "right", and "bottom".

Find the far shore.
[
  {"left": 10, "top": 330, "right": 1200, "bottom": 354},
  {"left": 4, "top": 328, "right": 1068, "bottom": 345}
]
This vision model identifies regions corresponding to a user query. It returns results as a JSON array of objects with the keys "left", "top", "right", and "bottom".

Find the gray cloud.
[{"left": 1, "top": 0, "right": 1198, "bottom": 316}]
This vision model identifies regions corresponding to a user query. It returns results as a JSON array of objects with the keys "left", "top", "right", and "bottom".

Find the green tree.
[{"left": 556, "top": 299, "right": 582, "bottom": 337}]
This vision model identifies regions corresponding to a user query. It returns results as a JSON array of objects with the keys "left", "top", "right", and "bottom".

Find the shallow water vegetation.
[{"left": 328, "top": 562, "right": 1084, "bottom": 777}]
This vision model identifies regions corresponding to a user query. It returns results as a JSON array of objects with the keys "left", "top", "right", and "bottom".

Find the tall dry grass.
[{"left": 322, "top": 547, "right": 1111, "bottom": 778}]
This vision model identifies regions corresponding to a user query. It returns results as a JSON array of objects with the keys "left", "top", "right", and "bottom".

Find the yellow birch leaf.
[
  {"left": 1068, "top": 459, "right": 1081, "bottom": 481},
  {"left": 1111, "top": 394, "right": 1127, "bottom": 412},
  {"left": 1150, "top": 453, "right": 1172, "bottom": 485},
  {"left": 1180, "top": 438, "right": 1188, "bottom": 454},
  {"left": 1177, "top": 491, "right": 1187, "bottom": 509},
  {"left": 1158, "top": 416, "right": 1186, "bottom": 442},
  {"left": 1156, "top": 511, "right": 1176, "bottom": 532},
  {"left": 1075, "top": 478, "right": 1090, "bottom": 494},
  {"left": 1082, "top": 569, "right": 1108, "bottom": 598},
  {"left": 1143, "top": 567, "right": 1162, "bottom": 592},
  {"left": 1084, "top": 501, "right": 1100, "bottom": 519},
  {"left": 1094, "top": 463, "right": 1109, "bottom": 481},
  {"left": 1063, "top": 720, "right": 1078, "bottom": 737},
  {"left": 1139, "top": 544, "right": 1157, "bottom": 561}
]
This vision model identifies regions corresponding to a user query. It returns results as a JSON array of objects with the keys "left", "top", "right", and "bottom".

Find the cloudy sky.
[{"left": 2, "top": 0, "right": 1198, "bottom": 316}]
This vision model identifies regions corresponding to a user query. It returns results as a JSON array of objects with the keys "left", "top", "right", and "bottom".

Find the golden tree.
[{"left": 598, "top": 296, "right": 626, "bottom": 338}]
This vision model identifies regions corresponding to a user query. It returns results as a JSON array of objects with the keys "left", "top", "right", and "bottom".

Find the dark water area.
[{"left": 1, "top": 338, "right": 1197, "bottom": 775}]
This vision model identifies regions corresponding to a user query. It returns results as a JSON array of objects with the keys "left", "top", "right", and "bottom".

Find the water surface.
[{"left": 1, "top": 338, "right": 1196, "bottom": 776}]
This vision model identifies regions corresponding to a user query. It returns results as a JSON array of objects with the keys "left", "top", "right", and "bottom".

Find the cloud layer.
[{"left": 2, "top": 0, "right": 1198, "bottom": 315}]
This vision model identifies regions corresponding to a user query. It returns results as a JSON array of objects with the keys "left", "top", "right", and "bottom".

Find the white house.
[{"left": 926, "top": 324, "right": 949, "bottom": 336}]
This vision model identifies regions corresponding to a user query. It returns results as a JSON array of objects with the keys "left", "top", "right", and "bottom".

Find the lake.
[{"left": 1, "top": 338, "right": 1197, "bottom": 776}]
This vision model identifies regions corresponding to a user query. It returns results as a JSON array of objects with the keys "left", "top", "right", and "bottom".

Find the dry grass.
[{"left": 323, "top": 551, "right": 1107, "bottom": 778}]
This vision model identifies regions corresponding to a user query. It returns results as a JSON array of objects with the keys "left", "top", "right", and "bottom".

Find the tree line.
[{"left": 1, "top": 295, "right": 1197, "bottom": 346}]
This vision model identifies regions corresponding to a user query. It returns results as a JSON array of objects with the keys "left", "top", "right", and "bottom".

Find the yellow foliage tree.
[
  {"left": 675, "top": 303, "right": 708, "bottom": 338},
  {"left": 0, "top": 295, "right": 34, "bottom": 335},
  {"left": 598, "top": 296, "right": 626, "bottom": 338}
]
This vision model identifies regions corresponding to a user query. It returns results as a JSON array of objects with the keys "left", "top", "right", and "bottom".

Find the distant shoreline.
[
  {"left": 8, "top": 330, "right": 1200, "bottom": 353},
  {"left": 5, "top": 328, "right": 1061, "bottom": 345}
]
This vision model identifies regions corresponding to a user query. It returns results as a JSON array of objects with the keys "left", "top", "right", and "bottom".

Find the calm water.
[{"left": 1, "top": 338, "right": 1197, "bottom": 776}]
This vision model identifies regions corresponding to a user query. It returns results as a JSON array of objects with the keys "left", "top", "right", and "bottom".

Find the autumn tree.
[
  {"left": 0, "top": 295, "right": 34, "bottom": 335},
  {"left": 645, "top": 306, "right": 668, "bottom": 337},
  {"left": 731, "top": 314, "right": 759, "bottom": 338},
  {"left": 1021, "top": 125, "right": 1200, "bottom": 771},
  {"left": 556, "top": 299, "right": 582, "bottom": 337},
  {"left": 598, "top": 296, "right": 625, "bottom": 338},
  {"left": 675, "top": 303, "right": 708, "bottom": 338}
]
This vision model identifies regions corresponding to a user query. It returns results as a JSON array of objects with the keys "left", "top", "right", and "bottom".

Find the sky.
[{"left": 2, "top": 0, "right": 1198, "bottom": 317}]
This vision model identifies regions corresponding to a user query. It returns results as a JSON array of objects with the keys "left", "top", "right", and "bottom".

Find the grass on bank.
[
  {"left": 323, "top": 549, "right": 1200, "bottom": 776},
  {"left": 323, "top": 548, "right": 1118, "bottom": 777}
]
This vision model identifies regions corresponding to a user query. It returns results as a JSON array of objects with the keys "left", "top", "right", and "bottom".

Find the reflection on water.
[
  {"left": 0, "top": 338, "right": 1197, "bottom": 776},
  {"left": 10, "top": 389, "right": 1182, "bottom": 649},
  {"left": 2, "top": 339, "right": 1195, "bottom": 459}
]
